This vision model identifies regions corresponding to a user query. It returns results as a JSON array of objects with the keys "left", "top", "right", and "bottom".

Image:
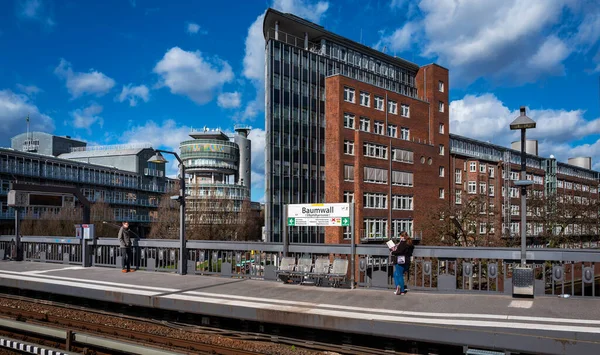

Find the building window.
[
  {"left": 344, "top": 165, "right": 354, "bottom": 181},
  {"left": 392, "top": 148, "right": 413, "bottom": 163},
  {"left": 439, "top": 188, "right": 445, "bottom": 199},
  {"left": 363, "top": 192, "right": 387, "bottom": 209},
  {"left": 489, "top": 185, "right": 495, "bottom": 196},
  {"left": 364, "top": 166, "right": 388, "bottom": 184},
  {"left": 363, "top": 218, "right": 388, "bottom": 239},
  {"left": 439, "top": 123, "right": 444, "bottom": 134},
  {"left": 488, "top": 166, "right": 495, "bottom": 178},
  {"left": 400, "top": 127, "right": 410, "bottom": 140},
  {"left": 343, "top": 226, "right": 351, "bottom": 240},
  {"left": 359, "top": 117, "right": 370, "bottom": 132},
  {"left": 511, "top": 205, "right": 519, "bottom": 216},
  {"left": 468, "top": 181, "right": 476, "bottom": 194},
  {"left": 343, "top": 191, "right": 354, "bottom": 203},
  {"left": 273, "top": 73, "right": 280, "bottom": 89},
  {"left": 388, "top": 100, "right": 398, "bottom": 115},
  {"left": 360, "top": 91, "right": 370, "bottom": 107},
  {"left": 455, "top": 190, "right": 462, "bottom": 204},
  {"left": 392, "top": 195, "right": 413, "bottom": 210},
  {"left": 401, "top": 104, "right": 410, "bottom": 117},
  {"left": 439, "top": 101, "right": 445, "bottom": 112},
  {"left": 455, "top": 169, "right": 462, "bottom": 184},
  {"left": 391, "top": 170, "right": 413, "bottom": 187},
  {"left": 439, "top": 81, "right": 444, "bottom": 92},
  {"left": 391, "top": 219, "right": 413, "bottom": 238},
  {"left": 375, "top": 96, "right": 384, "bottom": 111},
  {"left": 344, "top": 140, "right": 354, "bottom": 155},
  {"left": 439, "top": 144, "right": 445, "bottom": 156},
  {"left": 374, "top": 121, "right": 385, "bottom": 135},
  {"left": 479, "top": 182, "right": 486, "bottom": 194},
  {"left": 510, "top": 187, "right": 519, "bottom": 198},
  {"left": 363, "top": 142, "right": 388, "bottom": 159},
  {"left": 344, "top": 113, "right": 355, "bottom": 129},
  {"left": 387, "top": 124, "right": 397, "bottom": 138},
  {"left": 344, "top": 87, "right": 355, "bottom": 103},
  {"left": 479, "top": 163, "right": 486, "bottom": 173},
  {"left": 470, "top": 162, "right": 476, "bottom": 172},
  {"left": 439, "top": 166, "right": 445, "bottom": 177},
  {"left": 479, "top": 223, "right": 486, "bottom": 235}
]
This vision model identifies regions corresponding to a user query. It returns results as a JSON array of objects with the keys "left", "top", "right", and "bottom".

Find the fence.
[{"left": 1, "top": 236, "right": 599, "bottom": 297}]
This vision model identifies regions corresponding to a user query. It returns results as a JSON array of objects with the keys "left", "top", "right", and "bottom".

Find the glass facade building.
[{"left": 263, "top": 9, "right": 421, "bottom": 243}]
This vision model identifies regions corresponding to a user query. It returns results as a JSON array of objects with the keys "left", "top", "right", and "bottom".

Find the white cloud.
[
  {"left": 450, "top": 93, "right": 600, "bottom": 170},
  {"left": 186, "top": 22, "right": 206, "bottom": 35},
  {"left": 377, "top": 0, "right": 600, "bottom": 84},
  {"left": 70, "top": 103, "right": 104, "bottom": 131},
  {"left": 153, "top": 47, "right": 234, "bottom": 105},
  {"left": 16, "top": 84, "right": 42, "bottom": 96},
  {"left": 18, "top": 0, "right": 55, "bottom": 28},
  {"left": 217, "top": 92, "right": 241, "bottom": 109},
  {"left": 117, "top": 84, "right": 150, "bottom": 106},
  {"left": 54, "top": 59, "right": 116, "bottom": 98},
  {"left": 0, "top": 89, "right": 54, "bottom": 145},
  {"left": 240, "top": 1, "right": 330, "bottom": 120},
  {"left": 248, "top": 128, "right": 266, "bottom": 198},
  {"left": 271, "top": 0, "right": 329, "bottom": 23}
]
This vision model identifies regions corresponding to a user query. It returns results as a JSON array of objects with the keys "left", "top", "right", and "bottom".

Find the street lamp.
[
  {"left": 510, "top": 106, "right": 536, "bottom": 267},
  {"left": 148, "top": 150, "right": 187, "bottom": 275}
]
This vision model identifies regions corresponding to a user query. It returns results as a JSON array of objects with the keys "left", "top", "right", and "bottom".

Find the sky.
[{"left": 1, "top": 0, "right": 600, "bottom": 203}]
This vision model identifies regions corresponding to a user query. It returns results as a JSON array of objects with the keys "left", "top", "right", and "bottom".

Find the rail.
[{"left": 1, "top": 235, "right": 599, "bottom": 297}]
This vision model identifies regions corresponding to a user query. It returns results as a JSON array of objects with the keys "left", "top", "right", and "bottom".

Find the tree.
[
  {"left": 90, "top": 199, "right": 114, "bottom": 238},
  {"left": 148, "top": 193, "right": 179, "bottom": 239},
  {"left": 422, "top": 193, "right": 502, "bottom": 247}
]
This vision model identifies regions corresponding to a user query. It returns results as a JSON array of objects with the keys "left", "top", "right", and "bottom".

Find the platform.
[{"left": 1, "top": 262, "right": 600, "bottom": 355}]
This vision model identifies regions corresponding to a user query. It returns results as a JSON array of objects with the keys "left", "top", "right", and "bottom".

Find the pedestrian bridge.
[{"left": 1, "top": 236, "right": 600, "bottom": 354}]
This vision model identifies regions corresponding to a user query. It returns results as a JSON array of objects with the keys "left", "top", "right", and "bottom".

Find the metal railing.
[{"left": 2, "top": 236, "right": 599, "bottom": 297}]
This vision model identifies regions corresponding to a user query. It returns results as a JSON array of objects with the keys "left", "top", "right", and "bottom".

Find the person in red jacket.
[{"left": 391, "top": 231, "right": 414, "bottom": 295}]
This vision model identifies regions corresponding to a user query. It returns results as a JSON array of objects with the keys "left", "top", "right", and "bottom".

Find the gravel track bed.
[{"left": 0, "top": 297, "right": 338, "bottom": 355}]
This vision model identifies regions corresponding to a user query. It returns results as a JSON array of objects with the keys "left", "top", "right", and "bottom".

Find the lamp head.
[
  {"left": 510, "top": 106, "right": 536, "bottom": 130},
  {"left": 148, "top": 151, "right": 168, "bottom": 164}
]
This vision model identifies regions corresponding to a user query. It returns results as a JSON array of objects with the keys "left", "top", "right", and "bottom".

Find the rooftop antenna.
[
  {"left": 360, "top": 28, "right": 363, "bottom": 44},
  {"left": 383, "top": 45, "right": 387, "bottom": 54}
]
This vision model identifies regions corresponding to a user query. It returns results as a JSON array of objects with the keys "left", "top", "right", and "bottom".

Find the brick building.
[
  {"left": 324, "top": 65, "right": 449, "bottom": 244},
  {"left": 450, "top": 134, "right": 599, "bottom": 246}
]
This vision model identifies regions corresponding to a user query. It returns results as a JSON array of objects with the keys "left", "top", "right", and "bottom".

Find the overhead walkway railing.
[{"left": 1, "top": 235, "right": 599, "bottom": 297}]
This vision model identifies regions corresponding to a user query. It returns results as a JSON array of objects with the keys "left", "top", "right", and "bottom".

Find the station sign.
[{"left": 286, "top": 203, "right": 350, "bottom": 227}]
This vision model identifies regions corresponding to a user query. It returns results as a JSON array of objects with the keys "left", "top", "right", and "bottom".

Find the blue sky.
[{"left": 1, "top": 0, "right": 600, "bottom": 202}]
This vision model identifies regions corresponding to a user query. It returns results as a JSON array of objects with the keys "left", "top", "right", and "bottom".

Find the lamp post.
[
  {"left": 148, "top": 150, "right": 187, "bottom": 275},
  {"left": 510, "top": 107, "right": 536, "bottom": 266}
]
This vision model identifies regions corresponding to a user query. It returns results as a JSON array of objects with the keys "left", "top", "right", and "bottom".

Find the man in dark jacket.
[
  {"left": 391, "top": 231, "right": 414, "bottom": 295},
  {"left": 118, "top": 221, "right": 134, "bottom": 273}
]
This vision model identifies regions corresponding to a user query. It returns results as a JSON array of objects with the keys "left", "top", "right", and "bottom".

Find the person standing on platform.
[
  {"left": 391, "top": 231, "right": 414, "bottom": 295},
  {"left": 118, "top": 221, "right": 134, "bottom": 273}
]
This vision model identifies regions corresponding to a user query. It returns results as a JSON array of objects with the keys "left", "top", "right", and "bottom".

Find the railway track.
[{"left": 0, "top": 293, "right": 396, "bottom": 355}]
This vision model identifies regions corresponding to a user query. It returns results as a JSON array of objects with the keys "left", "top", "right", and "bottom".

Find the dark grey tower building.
[{"left": 262, "top": 9, "right": 421, "bottom": 243}]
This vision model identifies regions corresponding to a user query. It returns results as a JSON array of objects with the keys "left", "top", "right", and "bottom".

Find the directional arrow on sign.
[
  {"left": 287, "top": 217, "right": 296, "bottom": 226},
  {"left": 342, "top": 217, "right": 350, "bottom": 226}
]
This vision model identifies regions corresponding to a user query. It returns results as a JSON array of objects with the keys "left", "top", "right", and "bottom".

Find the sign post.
[{"left": 285, "top": 203, "right": 355, "bottom": 288}]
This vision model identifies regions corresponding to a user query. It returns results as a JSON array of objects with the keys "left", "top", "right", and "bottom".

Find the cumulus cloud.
[
  {"left": 240, "top": 0, "right": 330, "bottom": 120},
  {"left": 378, "top": 0, "right": 600, "bottom": 84},
  {"left": 70, "top": 103, "right": 104, "bottom": 131},
  {"left": 248, "top": 128, "right": 266, "bottom": 200},
  {"left": 0, "top": 89, "right": 54, "bottom": 145},
  {"left": 16, "top": 84, "right": 42, "bottom": 96},
  {"left": 450, "top": 93, "right": 600, "bottom": 171},
  {"left": 186, "top": 22, "right": 206, "bottom": 35},
  {"left": 153, "top": 47, "right": 234, "bottom": 105},
  {"left": 217, "top": 92, "right": 241, "bottom": 109},
  {"left": 18, "top": 0, "right": 55, "bottom": 28},
  {"left": 54, "top": 59, "right": 116, "bottom": 98},
  {"left": 117, "top": 84, "right": 150, "bottom": 106}
]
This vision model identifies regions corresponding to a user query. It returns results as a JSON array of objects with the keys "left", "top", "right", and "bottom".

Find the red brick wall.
[{"left": 324, "top": 65, "right": 450, "bottom": 245}]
